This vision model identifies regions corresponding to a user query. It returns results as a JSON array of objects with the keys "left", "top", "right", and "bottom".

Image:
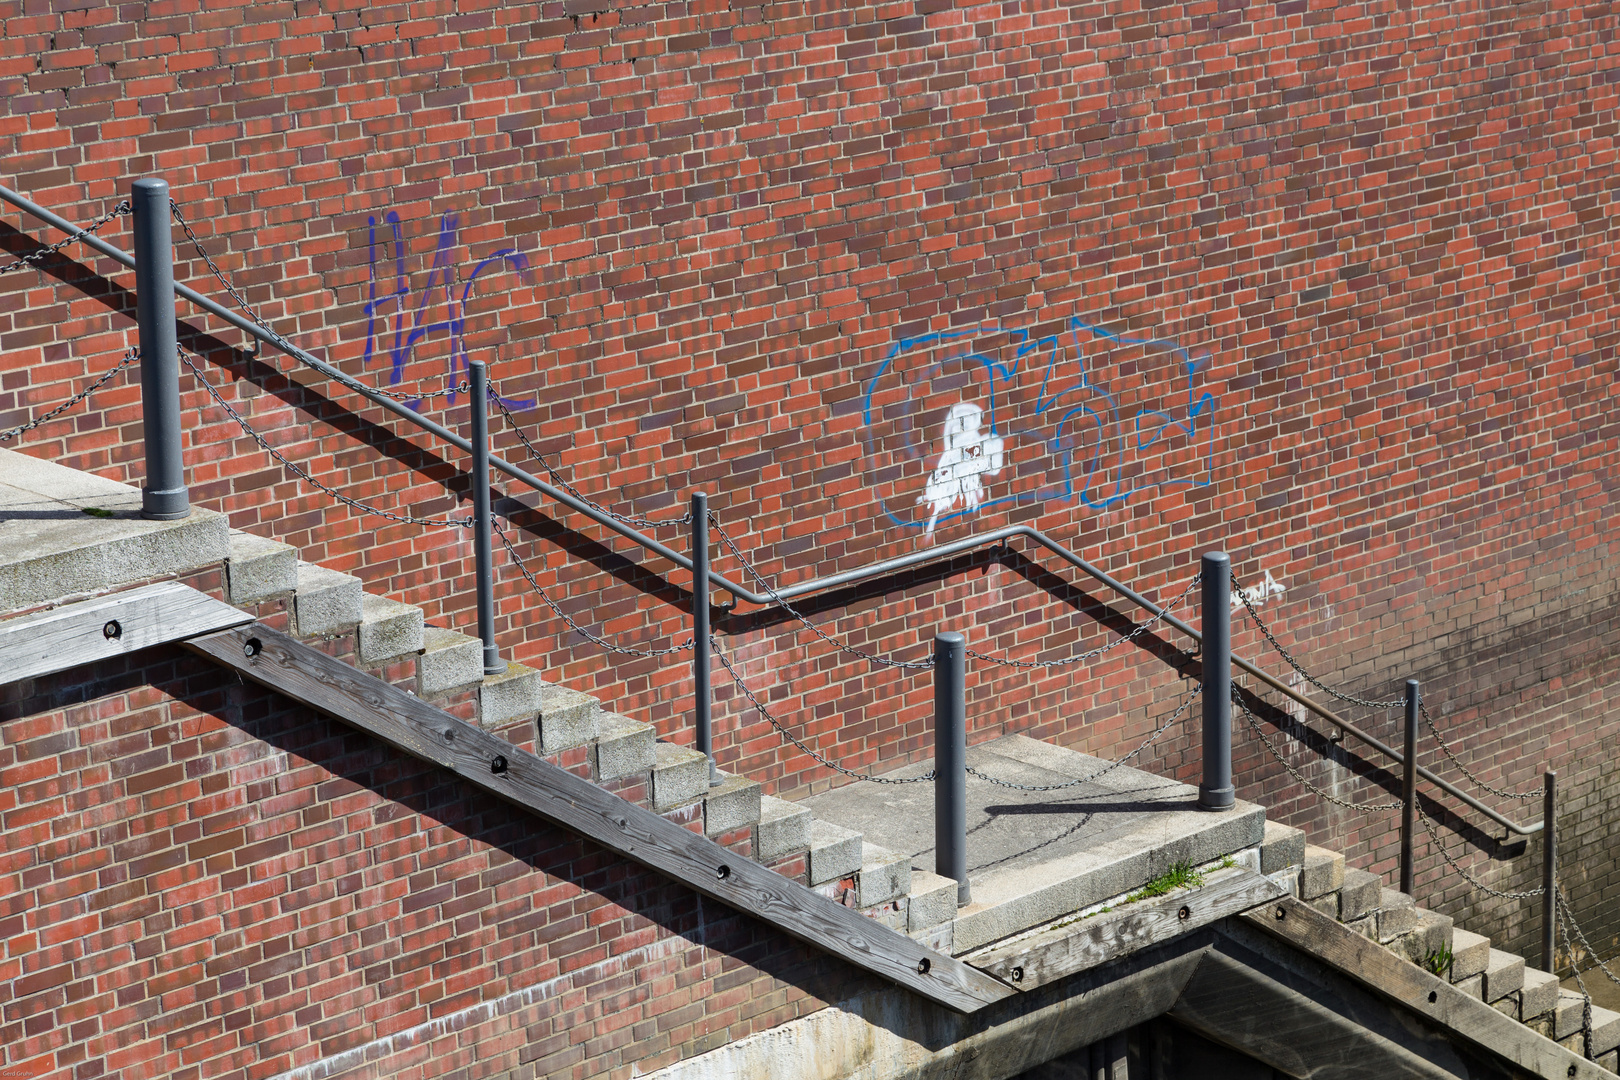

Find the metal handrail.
[{"left": 0, "top": 182, "right": 1541, "bottom": 836}]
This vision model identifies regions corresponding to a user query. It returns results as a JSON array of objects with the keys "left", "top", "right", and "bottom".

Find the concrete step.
[
  {"left": 808, "top": 819, "right": 863, "bottom": 886},
  {"left": 1260, "top": 820, "right": 1305, "bottom": 875},
  {"left": 358, "top": 593, "right": 424, "bottom": 665},
  {"left": 703, "top": 772, "right": 761, "bottom": 839},
  {"left": 1338, "top": 867, "right": 1382, "bottom": 924},
  {"left": 479, "top": 660, "right": 543, "bottom": 729},
  {"left": 419, "top": 626, "right": 484, "bottom": 696},
  {"left": 293, "top": 561, "right": 362, "bottom": 636},
  {"left": 1376, "top": 888, "right": 1419, "bottom": 943},
  {"left": 226, "top": 530, "right": 296, "bottom": 603},
  {"left": 756, "top": 795, "right": 811, "bottom": 860},
  {"left": 855, "top": 842, "right": 911, "bottom": 908},
  {"left": 1521, "top": 967, "right": 1562, "bottom": 1021},
  {"left": 1591, "top": 1003, "right": 1620, "bottom": 1058},
  {"left": 593, "top": 713, "right": 655, "bottom": 780},
  {"left": 1555, "top": 988, "right": 1587, "bottom": 1042},
  {"left": 1299, "top": 844, "right": 1345, "bottom": 902},
  {"left": 1448, "top": 928, "right": 1491, "bottom": 983},
  {"left": 906, "top": 870, "right": 959, "bottom": 936},
  {"left": 536, "top": 681, "right": 602, "bottom": 753},
  {"left": 1481, "top": 948, "right": 1525, "bottom": 1004},
  {"left": 651, "top": 742, "right": 709, "bottom": 812}
]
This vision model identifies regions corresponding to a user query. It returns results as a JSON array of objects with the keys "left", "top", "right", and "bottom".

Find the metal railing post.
[
  {"left": 130, "top": 178, "right": 188, "bottom": 520},
  {"left": 692, "top": 492, "right": 719, "bottom": 785},
  {"left": 1542, "top": 769, "right": 1557, "bottom": 972},
  {"left": 1400, "top": 680, "right": 1419, "bottom": 894},
  {"left": 467, "top": 360, "right": 501, "bottom": 674},
  {"left": 935, "top": 630, "right": 969, "bottom": 906},
  {"left": 1199, "top": 551, "right": 1233, "bottom": 810}
]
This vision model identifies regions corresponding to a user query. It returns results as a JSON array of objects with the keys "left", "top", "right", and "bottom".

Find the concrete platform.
[
  {"left": 0, "top": 448, "right": 229, "bottom": 614},
  {"left": 801, "top": 734, "right": 1266, "bottom": 954}
]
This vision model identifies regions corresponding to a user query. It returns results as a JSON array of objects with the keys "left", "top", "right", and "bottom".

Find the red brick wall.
[
  {"left": 4, "top": 0, "right": 1620, "bottom": 961},
  {"left": 0, "top": 648, "right": 863, "bottom": 1080}
]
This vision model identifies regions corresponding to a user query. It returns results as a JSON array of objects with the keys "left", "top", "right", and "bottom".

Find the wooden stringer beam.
[{"left": 183, "top": 622, "right": 1017, "bottom": 1014}]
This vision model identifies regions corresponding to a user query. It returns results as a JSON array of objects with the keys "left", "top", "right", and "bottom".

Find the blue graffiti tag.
[
  {"left": 860, "top": 317, "right": 1218, "bottom": 532},
  {"left": 363, "top": 211, "right": 536, "bottom": 411}
]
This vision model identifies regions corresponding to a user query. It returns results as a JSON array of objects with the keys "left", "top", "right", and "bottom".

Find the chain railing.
[
  {"left": 1, "top": 346, "right": 139, "bottom": 444},
  {"left": 0, "top": 182, "right": 1554, "bottom": 847},
  {"left": 0, "top": 199, "right": 129, "bottom": 276},
  {"left": 181, "top": 350, "right": 475, "bottom": 528}
]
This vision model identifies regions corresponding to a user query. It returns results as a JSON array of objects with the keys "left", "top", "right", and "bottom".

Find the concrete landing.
[
  {"left": 0, "top": 448, "right": 228, "bottom": 614},
  {"left": 801, "top": 734, "right": 1266, "bottom": 954}
]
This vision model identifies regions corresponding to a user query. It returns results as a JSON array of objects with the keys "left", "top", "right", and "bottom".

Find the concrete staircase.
[
  {"left": 1263, "top": 821, "right": 1620, "bottom": 1070},
  {"left": 225, "top": 528, "right": 1620, "bottom": 1073},
  {"left": 223, "top": 528, "right": 957, "bottom": 935}
]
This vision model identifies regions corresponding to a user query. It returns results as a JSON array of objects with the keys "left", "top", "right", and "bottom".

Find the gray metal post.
[
  {"left": 130, "top": 178, "right": 188, "bottom": 520},
  {"left": 935, "top": 630, "right": 969, "bottom": 906},
  {"left": 692, "top": 492, "right": 719, "bottom": 785},
  {"left": 467, "top": 361, "right": 500, "bottom": 674},
  {"left": 1542, "top": 769, "right": 1557, "bottom": 973},
  {"left": 1400, "top": 680, "right": 1419, "bottom": 895},
  {"left": 1198, "top": 551, "right": 1233, "bottom": 810}
]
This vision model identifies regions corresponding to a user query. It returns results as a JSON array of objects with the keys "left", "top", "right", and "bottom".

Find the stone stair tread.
[
  {"left": 480, "top": 660, "right": 543, "bottom": 727},
  {"left": 1339, "top": 867, "right": 1382, "bottom": 922},
  {"left": 358, "top": 592, "right": 424, "bottom": 664},
  {"left": 1260, "top": 820, "right": 1305, "bottom": 874},
  {"left": 1555, "top": 988, "right": 1587, "bottom": 1040},
  {"left": 906, "top": 869, "right": 959, "bottom": 934},
  {"left": 755, "top": 794, "right": 811, "bottom": 859},
  {"left": 651, "top": 742, "right": 710, "bottom": 812},
  {"left": 226, "top": 529, "right": 297, "bottom": 603},
  {"left": 1449, "top": 927, "right": 1491, "bottom": 982},
  {"left": 703, "top": 772, "right": 761, "bottom": 837},
  {"left": 1299, "top": 844, "right": 1345, "bottom": 900},
  {"left": 1589, "top": 1003, "right": 1620, "bottom": 1057},
  {"left": 1482, "top": 948, "right": 1525, "bottom": 1002},
  {"left": 855, "top": 841, "right": 911, "bottom": 909},
  {"left": 535, "top": 681, "right": 602, "bottom": 752},
  {"left": 418, "top": 626, "right": 484, "bottom": 695},
  {"left": 1376, "top": 888, "right": 1420, "bottom": 943},
  {"left": 807, "top": 819, "right": 863, "bottom": 886},
  {"left": 594, "top": 712, "right": 655, "bottom": 780},
  {"left": 1521, "top": 967, "right": 1562, "bottom": 1020},
  {"left": 293, "top": 560, "right": 363, "bottom": 636}
]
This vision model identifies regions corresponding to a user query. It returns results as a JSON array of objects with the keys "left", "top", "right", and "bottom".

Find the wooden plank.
[
  {"left": 964, "top": 867, "right": 1285, "bottom": 990},
  {"left": 0, "top": 581, "right": 252, "bottom": 684},
  {"left": 183, "top": 623, "right": 1016, "bottom": 1014},
  {"left": 1244, "top": 896, "right": 1607, "bottom": 1080}
]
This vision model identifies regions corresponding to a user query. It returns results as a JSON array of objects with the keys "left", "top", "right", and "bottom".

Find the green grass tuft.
[
  {"left": 1127, "top": 860, "right": 1205, "bottom": 902},
  {"left": 80, "top": 506, "right": 115, "bottom": 518},
  {"left": 1423, "top": 944, "right": 1454, "bottom": 977}
]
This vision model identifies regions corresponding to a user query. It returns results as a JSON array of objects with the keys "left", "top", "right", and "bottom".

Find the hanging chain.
[
  {"left": 0, "top": 347, "right": 139, "bottom": 444},
  {"left": 1414, "top": 806, "right": 1545, "bottom": 898},
  {"left": 494, "top": 517, "right": 694, "bottom": 657},
  {"left": 1419, "top": 700, "right": 1544, "bottom": 801},
  {"left": 489, "top": 391, "right": 692, "bottom": 530},
  {"left": 1235, "top": 684, "right": 1405, "bottom": 811},
  {"left": 1560, "top": 886, "right": 1620, "bottom": 988},
  {"left": 966, "top": 682, "right": 1202, "bottom": 791},
  {"left": 181, "top": 350, "right": 474, "bottom": 527},
  {"left": 0, "top": 200, "right": 131, "bottom": 276},
  {"left": 712, "top": 646, "right": 936, "bottom": 784},
  {"left": 1556, "top": 891, "right": 1597, "bottom": 1057},
  {"left": 1232, "top": 574, "right": 1544, "bottom": 803},
  {"left": 710, "top": 517, "right": 932, "bottom": 669},
  {"left": 966, "top": 570, "right": 1202, "bottom": 669},
  {"left": 1230, "top": 571, "right": 1406, "bottom": 710}
]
